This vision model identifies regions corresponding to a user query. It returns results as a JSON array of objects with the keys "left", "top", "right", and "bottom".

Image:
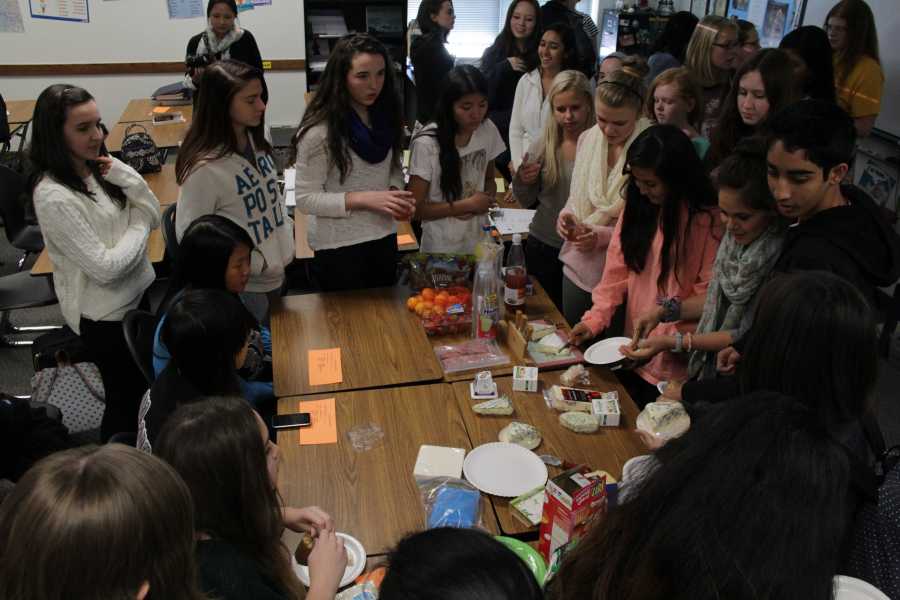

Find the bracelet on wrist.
[{"left": 673, "top": 332, "right": 684, "bottom": 353}]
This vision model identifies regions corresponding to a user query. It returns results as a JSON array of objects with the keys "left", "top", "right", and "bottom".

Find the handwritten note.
[
  {"left": 396, "top": 233, "right": 416, "bottom": 247},
  {"left": 298, "top": 398, "right": 337, "bottom": 445},
  {"left": 308, "top": 348, "right": 342, "bottom": 386}
]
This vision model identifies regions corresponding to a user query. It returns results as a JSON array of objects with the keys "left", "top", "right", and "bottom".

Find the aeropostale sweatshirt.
[{"left": 175, "top": 144, "right": 294, "bottom": 293}]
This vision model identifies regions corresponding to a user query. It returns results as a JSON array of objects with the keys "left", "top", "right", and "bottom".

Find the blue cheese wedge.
[
  {"left": 498, "top": 422, "right": 542, "bottom": 450},
  {"left": 559, "top": 411, "right": 600, "bottom": 433},
  {"left": 472, "top": 396, "right": 514, "bottom": 416},
  {"left": 636, "top": 402, "right": 691, "bottom": 439},
  {"left": 534, "top": 332, "right": 568, "bottom": 355}
]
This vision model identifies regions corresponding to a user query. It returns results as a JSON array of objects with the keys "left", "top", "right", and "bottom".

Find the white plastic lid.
[{"left": 512, "top": 233, "right": 522, "bottom": 244}]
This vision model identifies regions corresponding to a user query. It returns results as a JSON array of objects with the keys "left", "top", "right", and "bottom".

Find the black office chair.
[
  {"left": 0, "top": 164, "right": 44, "bottom": 271},
  {"left": 0, "top": 271, "right": 60, "bottom": 347},
  {"left": 161, "top": 203, "right": 179, "bottom": 263},
  {"left": 122, "top": 309, "right": 159, "bottom": 386}
]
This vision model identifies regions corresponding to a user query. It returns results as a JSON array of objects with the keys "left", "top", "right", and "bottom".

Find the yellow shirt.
[{"left": 834, "top": 54, "right": 884, "bottom": 118}]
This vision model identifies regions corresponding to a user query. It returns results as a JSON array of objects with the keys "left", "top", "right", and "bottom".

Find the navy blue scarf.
[{"left": 348, "top": 106, "right": 395, "bottom": 165}]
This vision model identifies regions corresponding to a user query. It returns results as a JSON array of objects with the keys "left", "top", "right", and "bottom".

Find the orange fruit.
[
  {"left": 432, "top": 304, "right": 447, "bottom": 316},
  {"left": 421, "top": 288, "right": 436, "bottom": 301},
  {"left": 436, "top": 291, "right": 450, "bottom": 303},
  {"left": 415, "top": 303, "right": 428, "bottom": 316},
  {"left": 406, "top": 297, "right": 418, "bottom": 311},
  {"left": 420, "top": 301, "right": 434, "bottom": 311}
]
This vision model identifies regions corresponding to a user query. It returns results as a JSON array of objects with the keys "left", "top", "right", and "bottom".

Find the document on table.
[
  {"left": 298, "top": 398, "right": 337, "bottom": 445},
  {"left": 489, "top": 208, "right": 536, "bottom": 235},
  {"left": 308, "top": 348, "right": 343, "bottom": 386}
]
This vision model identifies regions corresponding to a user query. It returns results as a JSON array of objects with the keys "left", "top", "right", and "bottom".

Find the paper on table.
[
  {"left": 153, "top": 106, "right": 172, "bottom": 114},
  {"left": 397, "top": 233, "right": 416, "bottom": 246},
  {"left": 298, "top": 398, "right": 338, "bottom": 445},
  {"left": 489, "top": 208, "right": 536, "bottom": 235},
  {"left": 308, "top": 348, "right": 343, "bottom": 386}
]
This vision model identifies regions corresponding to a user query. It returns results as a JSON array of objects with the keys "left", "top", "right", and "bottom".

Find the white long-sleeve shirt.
[
  {"left": 293, "top": 123, "right": 404, "bottom": 251},
  {"left": 509, "top": 69, "right": 551, "bottom": 170},
  {"left": 33, "top": 158, "right": 160, "bottom": 333}
]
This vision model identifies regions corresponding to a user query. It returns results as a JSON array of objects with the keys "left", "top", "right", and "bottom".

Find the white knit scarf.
[
  {"left": 568, "top": 117, "right": 651, "bottom": 226},
  {"left": 197, "top": 24, "right": 245, "bottom": 57}
]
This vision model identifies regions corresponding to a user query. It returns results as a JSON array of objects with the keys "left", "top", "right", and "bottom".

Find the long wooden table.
[
  {"left": 277, "top": 383, "right": 498, "bottom": 556},
  {"left": 271, "top": 286, "right": 444, "bottom": 397},
  {"left": 31, "top": 220, "right": 166, "bottom": 276},
  {"left": 106, "top": 119, "right": 190, "bottom": 153},
  {"left": 6, "top": 99, "right": 36, "bottom": 126},
  {"left": 451, "top": 368, "right": 643, "bottom": 535},
  {"left": 118, "top": 98, "right": 193, "bottom": 124},
  {"left": 144, "top": 163, "right": 179, "bottom": 205}
]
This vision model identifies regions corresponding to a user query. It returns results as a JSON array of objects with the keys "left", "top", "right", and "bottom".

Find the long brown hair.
[
  {"left": 826, "top": 0, "right": 880, "bottom": 85},
  {"left": 290, "top": 33, "right": 403, "bottom": 184},
  {"left": 0, "top": 445, "right": 206, "bottom": 600},
  {"left": 176, "top": 59, "right": 272, "bottom": 184},
  {"left": 155, "top": 397, "right": 306, "bottom": 599},
  {"left": 27, "top": 84, "right": 126, "bottom": 207},
  {"left": 707, "top": 48, "right": 801, "bottom": 168}
]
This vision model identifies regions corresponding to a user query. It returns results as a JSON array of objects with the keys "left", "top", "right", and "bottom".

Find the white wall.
[{"left": 0, "top": 0, "right": 308, "bottom": 128}]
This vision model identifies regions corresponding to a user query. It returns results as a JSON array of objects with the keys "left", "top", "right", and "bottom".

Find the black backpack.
[{"left": 120, "top": 123, "right": 162, "bottom": 174}]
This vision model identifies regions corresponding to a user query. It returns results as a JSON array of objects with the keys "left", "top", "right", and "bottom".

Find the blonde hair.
[
  {"left": 685, "top": 15, "right": 737, "bottom": 86},
  {"left": 0, "top": 445, "right": 206, "bottom": 600},
  {"left": 540, "top": 70, "right": 595, "bottom": 188},
  {"left": 595, "top": 55, "right": 647, "bottom": 113},
  {"left": 645, "top": 66, "right": 704, "bottom": 128}
]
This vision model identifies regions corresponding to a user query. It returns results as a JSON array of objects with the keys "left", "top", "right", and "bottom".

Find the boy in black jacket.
[{"left": 767, "top": 99, "right": 900, "bottom": 309}]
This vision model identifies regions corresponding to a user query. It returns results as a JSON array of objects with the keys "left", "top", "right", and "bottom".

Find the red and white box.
[{"left": 538, "top": 465, "right": 608, "bottom": 572}]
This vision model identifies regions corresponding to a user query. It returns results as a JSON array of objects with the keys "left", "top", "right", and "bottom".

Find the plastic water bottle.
[
  {"left": 504, "top": 233, "right": 527, "bottom": 313},
  {"left": 471, "top": 259, "right": 501, "bottom": 339}
]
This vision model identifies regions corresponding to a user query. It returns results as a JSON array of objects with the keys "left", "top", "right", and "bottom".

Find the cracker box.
[
  {"left": 512, "top": 365, "right": 539, "bottom": 392},
  {"left": 538, "top": 465, "right": 608, "bottom": 572}
]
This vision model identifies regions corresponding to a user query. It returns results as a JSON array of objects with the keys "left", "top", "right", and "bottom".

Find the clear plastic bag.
[
  {"left": 346, "top": 423, "right": 385, "bottom": 452},
  {"left": 417, "top": 476, "right": 483, "bottom": 529},
  {"left": 433, "top": 339, "right": 509, "bottom": 374}
]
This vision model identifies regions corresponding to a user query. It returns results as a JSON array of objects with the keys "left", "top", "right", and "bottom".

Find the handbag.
[
  {"left": 30, "top": 350, "right": 105, "bottom": 434},
  {"left": 120, "top": 123, "right": 162, "bottom": 174}
]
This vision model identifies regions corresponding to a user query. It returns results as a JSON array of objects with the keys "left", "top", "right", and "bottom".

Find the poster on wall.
[
  {"left": 252, "top": 0, "right": 271, "bottom": 5},
  {"left": 0, "top": 0, "right": 26, "bottom": 32},
  {"left": 727, "top": 0, "right": 798, "bottom": 47},
  {"left": 167, "top": 0, "right": 201, "bottom": 19},
  {"left": 29, "top": 0, "right": 89, "bottom": 22},
  {"left": 235, "top": 0, "right": 253, "bottom": 11}
]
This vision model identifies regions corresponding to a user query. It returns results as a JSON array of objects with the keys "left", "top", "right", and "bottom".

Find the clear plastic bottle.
[
  {"left": 471, "top": 259, "right": 501, "bottom": 339},
  {"left": 504, "top": 233, "right": 527, "bottom": 313}
]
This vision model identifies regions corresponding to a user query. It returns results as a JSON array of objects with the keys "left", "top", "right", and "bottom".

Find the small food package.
[
  {"left": 545, "top": 385, "right": 601, "bottom": 413},
  {"left": 413, "top": 445, "right": 465, "bottom": 483},
  {"left": 590, "top": 391, "right": 621, "bottom": 427},
  {"left": 417, "top": 476, "right": 483, "bottom": 529},
  {"left": 512, "top": 365, "right": 539, "bottom": 392},
  {"left": 510, "top": 485, "right": 546, "bottom": 527},
  {"left": 636, "top": 401, "right": 691, "bottom": 441},
  {"left": 538, "top": 465, "right": 608, "bottom": 572}
]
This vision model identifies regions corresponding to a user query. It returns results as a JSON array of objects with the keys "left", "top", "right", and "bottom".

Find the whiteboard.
[
  {"left": 0, "top": 0, "right": 304, "bottom": 63},
  {"left": 802, "top": 0, "right": 900, "bottom": 139}
]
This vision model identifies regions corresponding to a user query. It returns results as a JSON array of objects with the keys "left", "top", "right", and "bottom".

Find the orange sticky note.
[
  {"left": 152, "top": 106, "right": 171, "bottom": 114},
  {"left": 396, "top": 233, "right": 416, "bottom": 246},
  {"left": 308, "top": 348, "right": 342, "bottom": 386},
  {"left": 298, "top": 398, "right": 337, "bottom": 445}
]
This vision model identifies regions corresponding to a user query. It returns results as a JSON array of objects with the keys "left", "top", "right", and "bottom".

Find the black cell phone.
[{"left": 272, "top": 412, "right": 312, "bottom": 430}]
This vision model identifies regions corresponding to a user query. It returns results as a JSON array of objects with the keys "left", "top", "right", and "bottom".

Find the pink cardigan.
[{"left": 581, "top": 207, "right": 723, "bottom": 385}]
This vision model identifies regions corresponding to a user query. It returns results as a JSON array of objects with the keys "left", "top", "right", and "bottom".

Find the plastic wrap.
[
  {"left": 417, "top": 476, "right": 483, "bottom": 529},
  {"left": 433, "top": 339, "right": 509, "bottom": 374}
]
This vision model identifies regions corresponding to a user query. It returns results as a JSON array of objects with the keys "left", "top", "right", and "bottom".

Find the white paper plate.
[
  {"left": 584, "top": 337, "right": 632, "bottom": 365},
  {"left": 463, "top": 442, "right": 548, "bottom": 497},
  {"left": 833, "top": 576, "right": 890, "bottom": 600},
  {"left": 293, "top": 532, "right": 366, "bottom": 588}
]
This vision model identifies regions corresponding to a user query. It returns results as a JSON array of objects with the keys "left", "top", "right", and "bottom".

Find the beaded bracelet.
[{"left": 658, "top": 296, "right": 682, "bottom": 323}]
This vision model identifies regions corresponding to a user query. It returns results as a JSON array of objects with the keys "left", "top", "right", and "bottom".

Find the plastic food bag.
[
  {"left": 418, "top": 476, "right": 483, "bottom": 529},
  {"left": 346, "top": 423, "right": 385, "bottom": 452},
  {"left": 404, "top": 253, "right": 476, "bottom": 291},
  {"left": 433, "top": 339, "right": 509, "bottom": 374}
]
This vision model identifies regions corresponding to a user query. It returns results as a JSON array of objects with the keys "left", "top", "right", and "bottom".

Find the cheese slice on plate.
[
  {"left": 473, "top": 396, "right": 514, "bottom": 415},
  {"left": 534, "top": 332, "right": 568, "bottom": 355}
]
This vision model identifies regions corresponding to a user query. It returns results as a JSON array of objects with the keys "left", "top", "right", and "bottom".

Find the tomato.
[{"left": 433, "top": 304, "right": 446, "bottom": 316}]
